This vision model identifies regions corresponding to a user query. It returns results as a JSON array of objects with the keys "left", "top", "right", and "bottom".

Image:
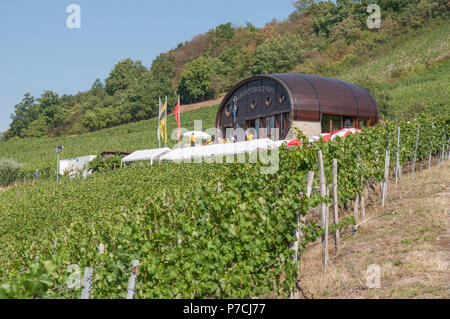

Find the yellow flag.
[{"left": 159, "top": 99, "right": 167, "bottom": 144}]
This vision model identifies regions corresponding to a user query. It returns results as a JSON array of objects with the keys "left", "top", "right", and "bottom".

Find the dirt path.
[
  {"left": 296, "top": 160, "right": 450, "bottom": 299},
  {"left": 178, "top": 96, "right": 223, "bottom": 114}
]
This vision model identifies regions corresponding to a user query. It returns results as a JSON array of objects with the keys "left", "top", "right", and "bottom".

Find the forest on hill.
[{"left": 2, "top": 0, "right": 448, "bottom": 140}]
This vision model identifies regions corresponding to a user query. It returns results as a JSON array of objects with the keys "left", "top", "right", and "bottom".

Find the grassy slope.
[
  {"left": 385, "top": 58, "right": 449, "bottom": 116},
  {"left": 338, "top": 22, "right": 449, "bottom": 84},
  {"left": 297, "top": 159, "right": 449, "bottom": 299}
]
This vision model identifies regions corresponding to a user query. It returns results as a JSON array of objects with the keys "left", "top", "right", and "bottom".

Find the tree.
[
  {"left": 214, "top": 23, "right": 235, "bottom": 42},
  {"left": 6, "top": 93, "right": 37, "bottom": 139},
  {"left": 250, "top": 33, "right": 305, "bottom": 75},
  {"left": 91, "top": 78, "right": 105, "bottom": 96},
  {"left": 328, "top": 14, "right": 362, "bottom": 44},
  {"left": 21, "top": 116, "right": 50, "bottom": 138},
  {"left": 178, "top": 57, "right": 215, "bottom": 103},
  {"left": 38, "top": 90, "right": 60, "bottom": 121},
  {"left": 292, "top": 0, "right": 316, "bottom": 16},
  {"left": 105, "top": 59, "right": 148, "bottom": 96}
]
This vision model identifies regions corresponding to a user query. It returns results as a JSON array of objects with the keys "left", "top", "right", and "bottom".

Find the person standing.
[
  {"left": 34, "top": 169, "right": 40, "bottom": 180},
  {"left": 190, "top": 132, "right": 196, "bottom": 147}
]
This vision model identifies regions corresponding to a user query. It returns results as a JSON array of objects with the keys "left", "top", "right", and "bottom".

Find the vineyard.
[
  {"left": 339, "top": 21, "right": 449, "bottom": 84},
  {"left": 0, "top": 114, "right": 448, "bottom": 298}
]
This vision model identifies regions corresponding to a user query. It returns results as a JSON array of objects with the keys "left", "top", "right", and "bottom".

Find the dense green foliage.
[
  {"left": 0, "top": 159, "right": 23, "bottom": 187},
  {"left": 178, "top": 57, "right": 216, "bottom": 103},
  {"left": 3, "top": 1, "right": 448, "bottom": 140},
  {"left": 88, "top": 156, "right": 122, "bottom": 173},
  {"left": 0, "top": 114, "right": 448, "bottom": 298}
]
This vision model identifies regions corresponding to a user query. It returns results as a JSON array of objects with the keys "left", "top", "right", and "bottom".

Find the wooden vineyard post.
[
  {"left": 353, "top": 194, "right": 359, "bottom": 223},
  {"left": 290, "top": 171, "right": 314, "bottom": 299},
  {"left": 438, "top": 148, "right": 441, "bottom": 166},
  {"left": 442, "top": 144, "right": 445, "bottom": 164},
  {"left": 360, "top": 192, "right": 366, "bottom": 221},
  {"left": 354, "top": 157, "right": 361, "bottom": 223},
  {"left": 395, "top": 127, "right": 400, "bottom": 186},
  {"left": 332, "top": 159, "right": 339, "bottom": 253},
  {"left": 294, "top": 171, "right": 314, "bottom": 262},
  {"left": 81, "top": 267, "right": 94, "bottom": 299},
  {"left": 412, "top": 125, "right": 420, "bottom": 176},
  {"left": 318, "top": 150, "right": 328, "bottom": 274},
  {"left": 126, "top": 260, "right": 140, "bottom": 299},
  {"left": 382, "top": 137, "right": 390, "bottom": 208},
  {"left": 429, "top": 122, "right": 435, "bottom": 169},
  {"left": 428, "top": 136, "right": 432, "bottom": 170}
]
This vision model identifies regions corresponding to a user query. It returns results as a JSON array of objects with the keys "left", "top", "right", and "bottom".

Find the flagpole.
[
  {"left": 164, "top": 96, "right": 167, "bottom": 148},
  {"left": 158, "top": 97, "right": 161, "bottom": 148},
  {"left": 178, "top": 94, "right": 181, "bottom": 141}
]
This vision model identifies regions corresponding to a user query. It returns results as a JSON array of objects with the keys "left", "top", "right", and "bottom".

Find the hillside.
[
  {"left": 2, "top": 0, "right": 448, "bottom": 140},
  {"left": 298, "top": 160, "right": 449, "bottom": 299}
]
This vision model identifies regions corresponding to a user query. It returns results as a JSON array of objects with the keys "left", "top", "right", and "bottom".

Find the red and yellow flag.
[{"left": 174, "top": 95, "right": 181, "bottom": 141}]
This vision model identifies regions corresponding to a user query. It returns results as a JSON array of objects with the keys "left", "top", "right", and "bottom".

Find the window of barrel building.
[
  {"left": 277, "top": 114, "right": 283, "bottom": 139},
  {"left": 246, "top": 120, "right": 256, "bottom": 139},
  {"left": 255, "top": 119, "right": 261, "bottom": 139},
  {"left": 283, "top": 113, "right": 289, "bottom": 131},
  {"left": 225, "top": 104, "right": 232, "bottom": 117},
  {"left": 269, "top": 116, "right": 276, "bottom": 140},
  {"left": 359, "top": 117, "right": 368, "bottom": 128},
  {"left": 321, "top": 114, "right": 343, "bottom": 133},
  {"left": 343, "top": 116, "right": 354, "bottom": 128}
]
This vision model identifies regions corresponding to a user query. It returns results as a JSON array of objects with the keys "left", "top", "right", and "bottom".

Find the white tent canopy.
[
  {"left": 160, "top": 138, "right": 277, "bottom": 162},
  {"left": 183, "top": 131, "right": 211, "bottom": 139},
  {"left": 60, "top": 155, "right": 97, "bottom": 176},
  {"left": 121, "top": 148, "right": 171, "bottom": 165}
]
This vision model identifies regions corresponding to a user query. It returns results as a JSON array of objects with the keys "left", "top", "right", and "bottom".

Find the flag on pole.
[
  {"left": 174, "top": 95, "right": 181, "bottom": 141},
  {"left": 159, "top": 97, "right": 167, "bottom": 146},
  {"left": 157, "top": 97, "right": 162, "bottom": 148}
]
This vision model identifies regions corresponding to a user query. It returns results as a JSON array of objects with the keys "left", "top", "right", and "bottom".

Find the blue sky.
[{"left": 0, "top": 0, "right": 297, "bottom": 133}]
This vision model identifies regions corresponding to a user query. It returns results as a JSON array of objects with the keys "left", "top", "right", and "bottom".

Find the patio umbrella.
[
  {"left": 309, "top": 133, "right": 332, "bottom": 143},
  {"left": 287, "top": 138, "right": 301, "bottom": 146}
]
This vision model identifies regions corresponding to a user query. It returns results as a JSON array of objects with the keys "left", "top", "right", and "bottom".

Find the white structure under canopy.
[
  {"left": 160, "top": 138, "right": 277, "bottom": 162},
  {"left": 121, "top": 148, "right": 171, "bottom": 166},
  {"left": 60, "top": 155, "right": 97, "bottom": 177}
]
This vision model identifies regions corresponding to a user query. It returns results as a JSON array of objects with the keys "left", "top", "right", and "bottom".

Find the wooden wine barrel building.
[{"left": 215, "top": 74, "right": 379, "bottom": 140}]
